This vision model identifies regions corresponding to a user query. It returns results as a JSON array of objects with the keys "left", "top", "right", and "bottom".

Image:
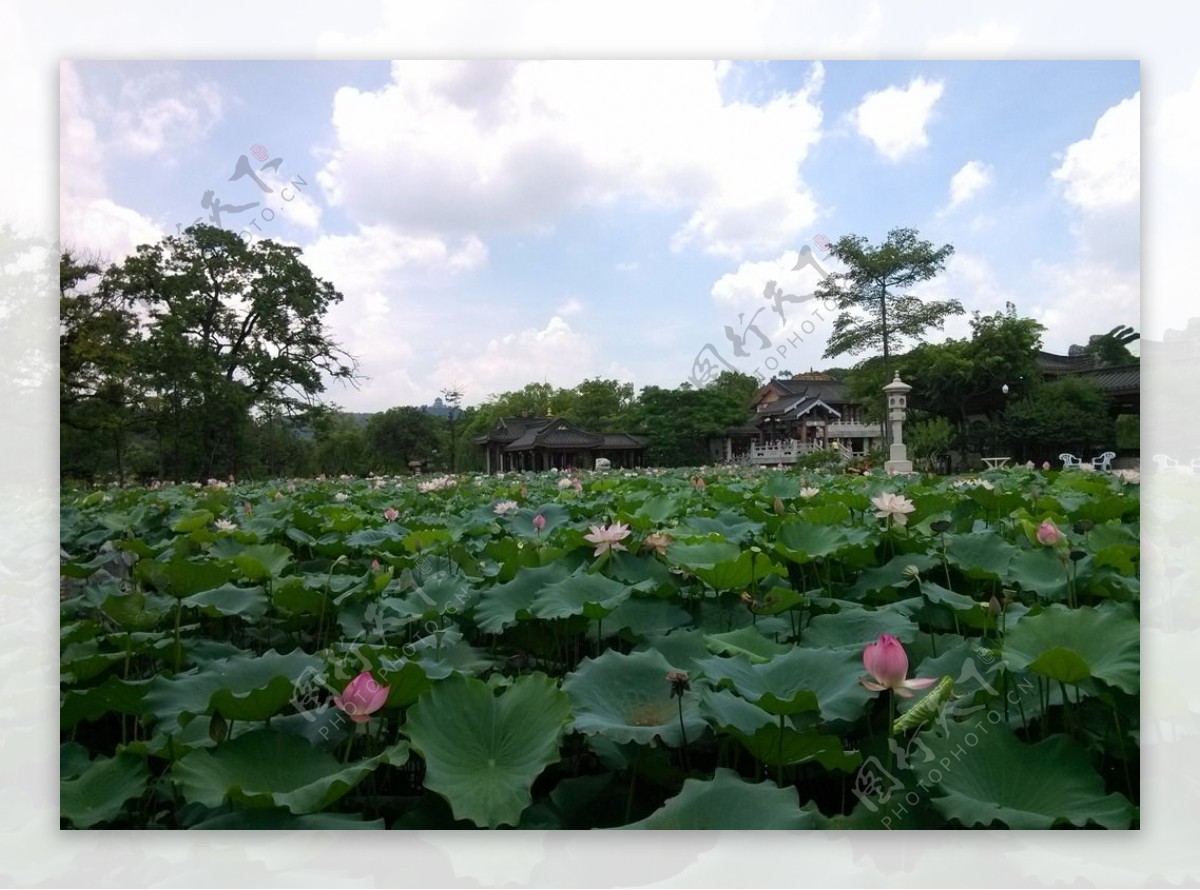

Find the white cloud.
[
  {"left": 434, "top": 315, "right": 599, "bottom": 401},
  {"left": 554, "top": 297, "right": 584, "bottom": 317},
  {"left": 316, "top": 60, "right": 825, "bottom": 259},
  {"left": 109, "top": 72, "right": 223, "bottom": 157},
  {"left": 947, "top": 160, "right": 993, "bottom": 209},
  {"left": 302, "top": 225, "right": 486, "bottom": 296},
  {"left": 1052, "top": 92, "right": 1140, "bottom": 211},
  {"left": 59, "top": 62, "right": 164, "bottom": 262},
  {"left": 853, "top": 76, "right": 944, "bottom": 162}
]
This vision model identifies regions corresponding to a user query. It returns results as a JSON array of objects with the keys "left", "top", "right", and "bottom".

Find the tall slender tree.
[{"left": 818, "top": 227, "right": 961, "bottom": 444}]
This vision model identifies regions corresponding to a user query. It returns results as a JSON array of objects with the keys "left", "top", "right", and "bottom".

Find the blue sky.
[{"left": 61, "top": 60, "right": 1141, "bottom": 411}]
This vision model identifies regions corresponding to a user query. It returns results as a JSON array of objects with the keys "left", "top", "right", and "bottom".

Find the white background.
[{"left": 2, "top": 2, "right": 1193, "bottom": 885}]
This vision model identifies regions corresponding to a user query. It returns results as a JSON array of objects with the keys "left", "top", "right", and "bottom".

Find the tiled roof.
[
  {"left": 599, "top": 433, "right": 647, "bottom": 449},
  {"left": 1070, "top": 363, "right": 1140, "bottom": 395}
]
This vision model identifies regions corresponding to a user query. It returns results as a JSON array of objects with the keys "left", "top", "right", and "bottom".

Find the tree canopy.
[
  {"left": 61, "top": 225, "right": 359, "bottom": 480},
  {"left": 819, "top": 227, "right": 962, "bottom": 367}
]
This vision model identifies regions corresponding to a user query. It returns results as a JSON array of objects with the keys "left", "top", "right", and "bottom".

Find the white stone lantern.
[{"left": 883, "top": 372, "right": 913, "bottom": 475}]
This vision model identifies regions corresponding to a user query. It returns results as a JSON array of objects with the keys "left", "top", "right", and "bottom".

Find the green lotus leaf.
[
  {"left": 914, "top": 720, "right": 1133, "bottom": 829},
  {"left": 509, "top": 503, "right": 571, "bottom": 536},
  {"left": 1002, "top": 603, "right": 1139, "bottom": 693},
  {"left": 180, "top": 583, "right": 268, "bottom": 621},
  {"left": 761, "top": 474, "right": 801, "bottom": 500},
  {"left": 704, "top": 626, "right": 791, "bottom": 663},
  {"left": 531, "top": 571, "right": 632, "bottom": 620},
  {"left": 403, "top": 673, "right": 572, "bottom": 829},
  {"left": 666, "top": 539, "right": 741, "bottom": 569},
  {"left": 596, "top": 595, "right": 692, "bottom": 640},
  {"left": 171, "top": 509, "right": 214, "bottom": 533},
  {"left": 696, "top": 647, "right": 872, "bottom": 722},
  {"left": 697, "top": 686, "right": 775, "bottom": 734},
  {"left": 619, "top": 769, "right": 820, "bottom": 829},
  {"left": 776, "top": 521, "right": 849, "bottom": 564},
  {"left": 475, "top": 563, "right": 570, "bottom": 633},
  {"left": 173, "top": 728, "right": 408, "bottom": 814},
  {"left": 729, "top": 723, "right": 862, "bottom": 771},
  {"left": 62, "top": 676, "right": 151, "bottom": 730},
  {"left": 135, "top": 555, "right": 235, "bottom": 597},
  {"left": 232, "top": 543, "right": 293, "bottom": 581},
  {"left": 564, "top": 649, "right": 706, "bottom": 746},
  {"left": 636, "top": 494, "right": 681, "bottom": 524},
  {"left": 60, "top": 742, "right": 92, "bottom": 781},
  {"left": 800, "top": 606, "right": 917, "bottom": 651},
  {"left": 61, "top": 751, "right": 150, "bottom": 828},
  {"left": 690, "top": 550, "right": 785, "bottom": 591},
  {"left": 1005, "top": 547, "right": 1069, "bottom": 600},
  {"left": 144, "top": 649, "right": 324, "bottom": 733},
  {"left": 944, "top": 532, "right": 1016, "bottom": 580},
  {"left": 677, "top": 514, "right": 764, "bottom": 545}
]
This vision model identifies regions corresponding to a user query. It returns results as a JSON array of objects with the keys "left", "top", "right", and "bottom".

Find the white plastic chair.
[
  {"left": 1091, "top": 451, "right": 1116, "bottom": 471},
  {"left": 1059, "top": 453, "right": 1081, "bottom": 469}
]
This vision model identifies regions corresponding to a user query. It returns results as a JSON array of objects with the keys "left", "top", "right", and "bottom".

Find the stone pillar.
[{"left": 883, "top": 372, "right": 914, "bottom": 475}]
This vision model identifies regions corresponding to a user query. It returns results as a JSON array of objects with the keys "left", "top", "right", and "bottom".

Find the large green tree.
[
  {"left": 98, "top": 225, "right": 358, "bottom": 479},
  {"left": 367, "top": 406, "right": 446, "bottom": 473},
  {"left": 819, "top": 227, "right": 962, "bottom": 373},
  {"left": 1002, "top": 377, "right": 1115, "bottom": 462},
  {"left": 60, "top": 250, "right": 145, "bottom": 480}
]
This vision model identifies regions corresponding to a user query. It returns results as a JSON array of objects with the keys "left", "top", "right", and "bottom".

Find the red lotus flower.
[
  {"left": 332, "top": 670, "right": 390, "bottom": 723},
  {"left": 860, "top": 634, "right": 937, "bottom": 698}
]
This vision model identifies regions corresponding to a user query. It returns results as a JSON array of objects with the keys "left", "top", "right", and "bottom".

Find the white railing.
[{"left": 744, "top": 439, "right": 857, "bottom": 465}]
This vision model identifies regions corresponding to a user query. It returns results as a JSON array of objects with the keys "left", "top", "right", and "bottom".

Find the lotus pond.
[{"left": 60, "top": 466, "right": 1139, "bottom": 829}]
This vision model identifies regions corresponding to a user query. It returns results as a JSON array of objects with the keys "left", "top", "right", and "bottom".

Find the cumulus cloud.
[
  {"left": 316, "top": 60, "right": 825, "bottom": 259},
  {"left": 60, "top": 62, "right": 164, "bottom": 261},
  {"left": 1052, "top": 93, "right": 1140, "bottom": 211},
  {"left": 853, "top": 76, "right": 944, "bottom": 162},
  {"left": 1049, "top": 93, "right": 1140, "bottom": 272},
  {"left": 434, "top": 315, "right": 600, "bottom": 401},
  {"left": 947, "top": 160, "right": 993, "bottom": 209},
  {"left": 302, "top": 225, "right": 486, "bottom": 296}
]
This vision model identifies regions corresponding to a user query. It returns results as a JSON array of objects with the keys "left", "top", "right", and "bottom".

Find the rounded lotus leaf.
[{"left": 563, "top": 648, "right": 706, "bottom": 746}]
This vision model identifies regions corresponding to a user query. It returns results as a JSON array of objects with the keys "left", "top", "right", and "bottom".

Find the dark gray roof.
[
  {"left": 759, "top": 377, "right": 850, "bottom": 405},
  {"left": 598, "top": 433, "right": 647, "bottom": 449}
]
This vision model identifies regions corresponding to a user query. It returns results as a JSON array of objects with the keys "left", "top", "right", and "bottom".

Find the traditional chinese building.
[
  {"left": 710, "top": 373, "right": 886, "bottom": 464},
  {"left": 475, "top": 416, "right": 647, "bottom": 473}
]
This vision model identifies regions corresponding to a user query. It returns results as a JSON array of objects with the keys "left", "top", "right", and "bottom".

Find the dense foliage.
[{"left": 61, "top": 465, "right": 1139, "bottom": 829}]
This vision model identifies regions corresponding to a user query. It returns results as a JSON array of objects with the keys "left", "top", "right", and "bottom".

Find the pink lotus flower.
[
  {"left": 1042, "top": 461, "right": 1051, "bottom": 470},
  {"left": 871, "top": 491, "right": 915, "bottom": 526},
  {"left": 370, "top": 559, "right": 381, "bottom": 572},
  {"left": 532, "top": 513, "right": 546, "bottom": 533},
  {"left": 860, "top": 634, "right": 937, "bottom": 698},
  {"left": 584, "top": 521, "right": 631, "bottom": 557},
  {"left": 1036, "top": 520, "right": 1063, "bottom": 546},
  {"left": 332, "top": 670, "right": 390, "bottom": 723},
  {"left": 383, "top": 507, "right": 399, "bottom": 522}
]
